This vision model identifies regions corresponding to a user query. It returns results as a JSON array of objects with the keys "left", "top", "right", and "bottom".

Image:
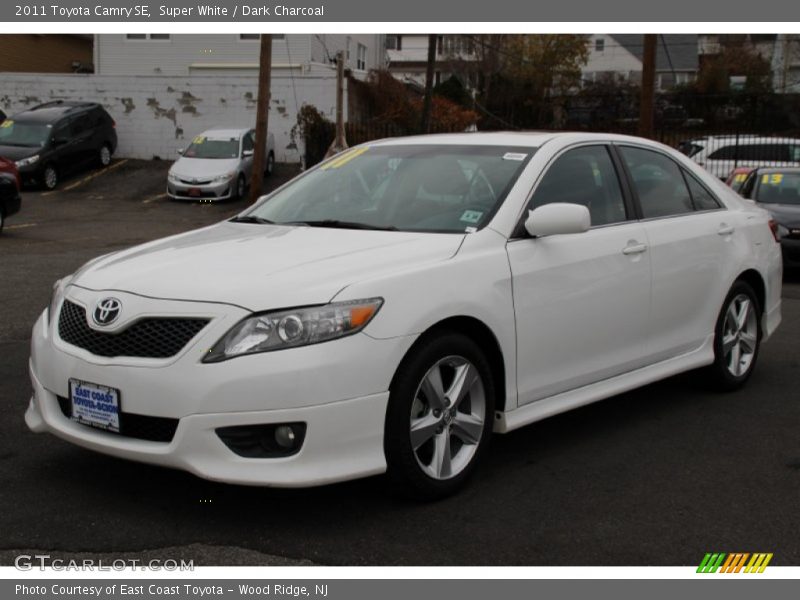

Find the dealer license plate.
[
  {"left": 69, "top": 379, "right": 121, "bottom": 433},
  {"left": 188, "top": 187, "right": 201, "bottom": 196}
]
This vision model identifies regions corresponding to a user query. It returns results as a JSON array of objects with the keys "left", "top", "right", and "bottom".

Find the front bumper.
[
  {"left": 167, "top": 178, "right": 235, "bottom": 201},
  {"left": 27, "top": 291, "right": 417, "bottom": 487}
]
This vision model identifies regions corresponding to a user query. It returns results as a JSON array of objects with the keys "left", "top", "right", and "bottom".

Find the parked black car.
[
  {"left": 0, "top": 156, "right": 22, "bottom": 234},
  {"left": 0, "top": 101, "right": 117, "bottom": 190}
]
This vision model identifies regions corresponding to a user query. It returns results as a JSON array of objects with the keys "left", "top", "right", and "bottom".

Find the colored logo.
[
  {"left": 92, "top": 297, "right": 122, "bottom": 326},
  {"left": 697, "top": 553, "right": 773, "bottom": 573}
]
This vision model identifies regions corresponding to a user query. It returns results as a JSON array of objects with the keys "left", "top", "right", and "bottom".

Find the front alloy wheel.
[
  {"left": 99, "top": 144, "right": 112, "bottom": 167},
  {"left": 385, "top": 332, "right": 494, "bottom": 499},
  {"left": 43, "top": 165, "right": 58, "bottom": 190}
]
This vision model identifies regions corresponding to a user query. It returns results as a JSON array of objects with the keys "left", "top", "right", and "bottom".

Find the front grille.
[
  {"left": 57, "top": 396, "right": 179, "bottom": 443},
  {"left": 179, "top": 178, "right": 212, "bottom": 185},
  {"left": 58, "top": 300, "right": 209, "bottom": 359}
]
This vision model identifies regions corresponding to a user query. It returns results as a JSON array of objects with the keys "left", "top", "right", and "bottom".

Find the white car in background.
[
  {"left": 681, "top": 135, "right": 800, "bottom": 179},
  {"left": 167, "top": 127, "right": 275, "bottom": 201},
  {"left": 28, "top": 132, "right": 782, "bottom": 499}
]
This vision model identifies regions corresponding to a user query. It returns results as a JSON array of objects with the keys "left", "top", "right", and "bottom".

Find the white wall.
[
  {"left": 95, "top": 34, "right": 313, "bottom": 76},
  {"left": 0, "top": 73, "right": 342, "bottom": 163}
]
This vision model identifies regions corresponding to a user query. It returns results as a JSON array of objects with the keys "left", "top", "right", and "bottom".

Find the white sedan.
[{"left": 27, "top": 132, "right": 783, "bottom": 498}]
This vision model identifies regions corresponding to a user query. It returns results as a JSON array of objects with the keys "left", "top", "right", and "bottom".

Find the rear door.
[
  {"left": 507, "top": 143, "right": 653, "bottom": 404},
  {"left": 616, "top": 144, "right": 731, "bottom": 363}
]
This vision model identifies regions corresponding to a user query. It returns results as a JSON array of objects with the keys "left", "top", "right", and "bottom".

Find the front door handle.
[
  {"left": 718, "top": 224, "right": 735, "bottom": 236},
  {"left": 622, "top": 242, "right": 648, "bottom": 256}
]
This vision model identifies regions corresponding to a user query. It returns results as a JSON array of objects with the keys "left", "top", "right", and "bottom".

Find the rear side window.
[
  {"left": 683, "top": 171, "right": 722, "bottom": 210},
  {"left": 709, "top": 143, "right": 793, "bottom": 162},
  {"left": 619, "top": 146, "right": 694, "bottom": 219},
  {"left": 707, "top": 145, "right": 738, "bottom": 160},
  {"left": 530, "top": 145, "right": 627, "bottom": 226}
]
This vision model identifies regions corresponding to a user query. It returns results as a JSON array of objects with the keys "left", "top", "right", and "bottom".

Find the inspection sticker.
[
  {"left": 503, "top": 152, "right": 527, "bottom": 161},
  {"left": 460, "top": 209, "right": 484, "bottom": 224}
]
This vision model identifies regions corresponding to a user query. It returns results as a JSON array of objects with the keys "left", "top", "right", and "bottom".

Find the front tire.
[
  {"left": 703, "top": 281, "right": 762, "bottom": 391},
  {"left": 98, "top": 143, "right": 112, "bottom": 167},
  {"left": 384, "top": 332, "right": 495, "bottom": 500},
  {"left": 233, "top": 174, "right": 246, "bottom": 200},
  {"left": 265, "top": 151, "right": 275, "bottom": 177},
  {"left": 42, "top": 164, "right": 58, "bottom": 191}
]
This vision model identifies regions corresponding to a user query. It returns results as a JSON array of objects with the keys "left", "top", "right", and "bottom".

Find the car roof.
[
  {"left": 11, "top": 101, "right": 100, "bottom": 123},
  {"left": 365, "top": 131, "right": 671, "bottom": 149},
  {"left": 198, "top": 128, "right": 251, "bottom": 138}
]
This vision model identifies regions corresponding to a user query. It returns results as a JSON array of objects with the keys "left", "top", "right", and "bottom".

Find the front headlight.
[
  {"left": 167, "top": 171, "right": 180, "bottom": 183},
  {"left": 15, "top": 155, "right": 40, "bottom": 168},
  {"left": 203, "top": 298, "right": 384, "bottom": 362},
  {"left": 212, "top": 171, "right": 236, "bottom": 183}
]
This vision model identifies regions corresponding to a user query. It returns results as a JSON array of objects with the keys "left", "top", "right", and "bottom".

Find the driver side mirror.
[
  {"left": 242, "top": 149, "right": 254, "bottom": 158},
  {"left": 524, "top": 203, "right": 591, "bottom": 237}
]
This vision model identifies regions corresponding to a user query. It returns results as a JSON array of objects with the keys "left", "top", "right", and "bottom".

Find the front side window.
[
  {"left": 529, "top": 145, "right": 627, "bottom": 226},
  {"left": 242, "top": 132, "right": 254, "bottom": 153},
  {"left": 243, "top": 144, "right": 535, "bottom": 233},
  {"left": 183, "top": 136, "right": 240, "bottom": 159},
  {"left": 620, "top": 146, "right": 694, "bottom": 219}
]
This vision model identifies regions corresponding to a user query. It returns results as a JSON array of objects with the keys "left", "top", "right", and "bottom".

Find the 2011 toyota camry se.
[{"left": 26, "top": 132, "right": 783, "bottom": 498}]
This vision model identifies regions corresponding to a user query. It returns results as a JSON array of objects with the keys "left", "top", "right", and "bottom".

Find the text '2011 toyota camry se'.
[{"left": 27, "top": 132, "right": 783, "bottom": 498}]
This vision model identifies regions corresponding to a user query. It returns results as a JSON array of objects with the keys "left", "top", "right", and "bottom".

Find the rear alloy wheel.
[
  {"left": 704, "top": 281, "right": 762, "bottom": 391},
  {"left": 385, "top": 333, "right": 495, "bottom": 499},
  {"left": 43, "top": 165, "right": 58, "bottom": 190},
  {"left": 99, "top": 144, "right": 112, "bottom": 167}
]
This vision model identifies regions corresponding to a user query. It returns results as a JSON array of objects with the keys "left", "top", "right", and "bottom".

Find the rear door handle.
[
  {"left": 622, "top": 243, "right": 648, "bottom": 255},
  {"left": 718, "top": 224, "right": 735, "bottom": 236}
]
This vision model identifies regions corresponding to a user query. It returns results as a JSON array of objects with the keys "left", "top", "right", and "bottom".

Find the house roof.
[{"left": 609, "top": 34, "right": 699, "bottom": 72}]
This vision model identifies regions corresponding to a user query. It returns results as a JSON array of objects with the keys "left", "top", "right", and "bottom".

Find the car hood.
[
  {"left": 763, "top": 203, "right": 800, "bottom": 228},
  {"left": 171, "top": 157, "right": 240, "bottom": 179},
  {"left": 72, "top": 223, "right": 465, "bottom": 311},
  {"left": 0, "top": 145, "right": 39, "bottom": 161}
]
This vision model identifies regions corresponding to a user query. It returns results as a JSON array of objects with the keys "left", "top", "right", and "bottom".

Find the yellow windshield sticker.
[
  {"left": 322, "top": 147, "right": 370, "bottom": 170},
  {"left": 734, "top": 173, "right": 748, "bottom": 183},
  {"left": 762, "top": 173, "right": 784, "bottom": 185},
  {"left": 0, "top": 120, "right": 13, "bottom": 128},
  {"left": 192, "top": 135, "right": 206, "bottom": 144}
]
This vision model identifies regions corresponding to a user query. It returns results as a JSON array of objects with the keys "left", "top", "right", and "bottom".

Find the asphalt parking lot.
[{"left": 0, "top": 160, "right": 799, "bottom": 566}]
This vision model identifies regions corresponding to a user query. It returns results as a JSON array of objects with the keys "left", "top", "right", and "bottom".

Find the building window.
[
  {"left": 595, "top": 38, "right": 605, "bottom": 52},
  {"left": 357, "top": 43, "right": 367, "bottom": 70},
  {"left": 126, "top": 34, "right": 171, "bottom": 41},
  {"left": 239, "top": 34, "right": 285, "bottom": 41},
  {"left": 385, "top": 35, "right": 402, "bottom": 51}
]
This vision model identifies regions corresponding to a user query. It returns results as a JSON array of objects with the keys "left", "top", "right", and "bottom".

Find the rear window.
[{"left": 755, "top": 172, "right": 800, "bottom": 205}]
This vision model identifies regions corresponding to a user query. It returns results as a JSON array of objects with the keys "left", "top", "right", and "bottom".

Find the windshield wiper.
[
  {"left": 286, "top": 219, "right": 398, "bottom": 231},
  {"left": 229, "top": 215, "right": 275, "bottom": 225}
]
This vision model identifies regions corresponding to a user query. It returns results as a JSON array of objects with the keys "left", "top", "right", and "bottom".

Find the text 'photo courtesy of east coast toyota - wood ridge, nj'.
[{"left": 1, "top": 0, "right": 800, "bottom": 594}]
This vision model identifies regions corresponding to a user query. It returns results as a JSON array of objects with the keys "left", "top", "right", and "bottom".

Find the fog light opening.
[{"left": 274, "top": 425, "right": 297, "bottom": 449}]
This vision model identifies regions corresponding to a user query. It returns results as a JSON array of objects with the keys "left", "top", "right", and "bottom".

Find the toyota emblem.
[{"left": 93, "top": 297, "right": 122, "bottom": 326}]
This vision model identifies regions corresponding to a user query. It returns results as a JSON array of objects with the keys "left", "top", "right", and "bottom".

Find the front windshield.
[
  {"left": 0, "top": 120, "right": 51, "bottom": 147},
  {"left": 244, "top": 144, "right": 535, "bottom": 233},
  {"left": 756, "top": 172, "right": 800, "bottom": 205},
  {"left": 183, "top": 135, "right": 240, "bottom": 159}
]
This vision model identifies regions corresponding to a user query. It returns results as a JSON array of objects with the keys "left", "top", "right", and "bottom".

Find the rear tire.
[
  {"left": 702, "top": 280, "right": 762, "bottom": 391},
  {"left": 98, "top": 143, "right": 112, "bottom": 167},
  {"left": 384, "top": 332, "right": 495, "bottom": 500}
]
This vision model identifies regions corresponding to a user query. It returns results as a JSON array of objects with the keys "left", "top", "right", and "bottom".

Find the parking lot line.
[
  {"left": 5, "top": 223, "right": 38, "bottom": 230},
  {"left": 142, "top": 193, "right": 167, "bottom": 204},
  {"left": 41, "top": 159, "right": 129, "bottom": 196}
]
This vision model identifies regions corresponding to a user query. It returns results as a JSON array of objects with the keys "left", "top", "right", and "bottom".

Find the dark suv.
[{"left": 0, "top": 101, "right": 117, "bottom": 190}]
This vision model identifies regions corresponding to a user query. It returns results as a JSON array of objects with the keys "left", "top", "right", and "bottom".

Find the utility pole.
[
  {"left": 325, "top": 51, "right": 348, "bottom": 158},
  {"left": 420, "top": 34, "right": 437, "bottom": 133},
  {"left": 249, "top": 34, "right": 272, "bottom": 203},
  {"left": 639, "top": 33, "right": 657, "bottom": 139}
]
